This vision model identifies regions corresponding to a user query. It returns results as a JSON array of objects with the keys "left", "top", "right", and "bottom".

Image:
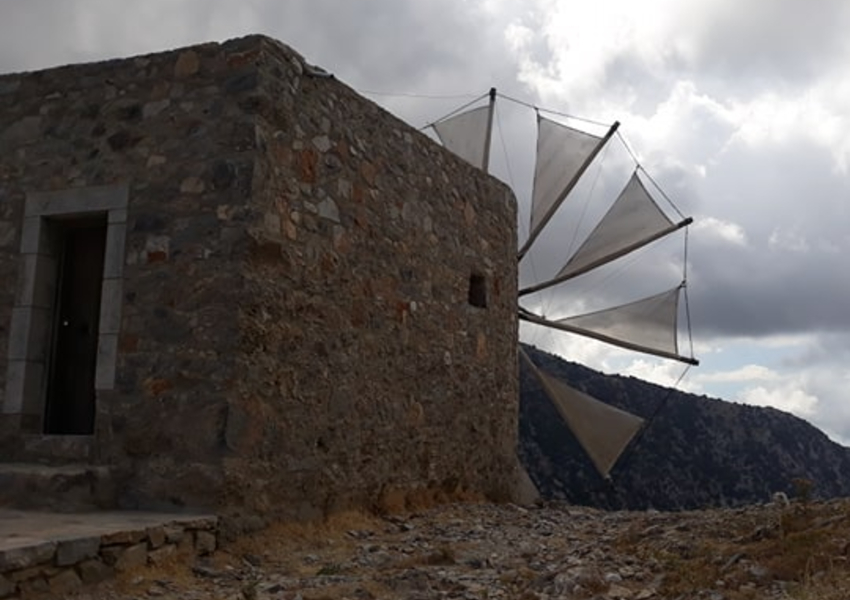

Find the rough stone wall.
[
  {"left": 0, "top": 38, "right": 262, "bottom": 504},
  {"left": 0, "top": 35, "right": 518, "bottom": 517},
  {"left": 223, "top": 39, "right": 519, "bottom": 519}
]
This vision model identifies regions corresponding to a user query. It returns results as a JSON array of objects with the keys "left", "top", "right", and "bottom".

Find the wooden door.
[{"left": 44, "top": 217, "right": 107, "bottom": 435}]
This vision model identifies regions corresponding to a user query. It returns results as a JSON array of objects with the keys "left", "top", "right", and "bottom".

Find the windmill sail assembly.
[{"left": 431, "top": 89, "right": 698, "bottom": 479}]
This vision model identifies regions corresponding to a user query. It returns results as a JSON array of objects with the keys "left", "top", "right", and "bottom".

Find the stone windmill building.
[{"left": 0, "top": 36, "right": 520, "bottom": 519}]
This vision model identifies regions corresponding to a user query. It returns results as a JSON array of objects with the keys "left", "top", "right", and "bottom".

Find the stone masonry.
[
  {"left": 0, "top": 510, "right": 218, "bottom": 599},
  {"left": 0, "top": 36, "right": 519, "bottom": 521}
]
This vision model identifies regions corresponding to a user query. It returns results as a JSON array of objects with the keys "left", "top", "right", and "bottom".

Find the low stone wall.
[{"left": 0, "top": 513, "right": 217, "bottom": 599}]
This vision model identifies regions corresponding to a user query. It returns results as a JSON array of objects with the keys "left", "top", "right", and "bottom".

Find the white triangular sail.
[
  {"left": 530, "top": 115, "right": 605, "bottom": 236},
  {"left": 433, "top": 105, "right": 490, "bottom": 169},
  {"left": 522, "top": 350, "right": 644, "bottom": 478},
  {"left": 558, "top": 171, "right": 674, "bottom": 279},
  {"left": 557, "top": 286, "right": 682, "bottom": 358}
]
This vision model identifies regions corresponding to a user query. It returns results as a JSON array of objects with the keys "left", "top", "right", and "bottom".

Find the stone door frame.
[{"left": 2, "top": 183, "right": 128, "bottom": 433}]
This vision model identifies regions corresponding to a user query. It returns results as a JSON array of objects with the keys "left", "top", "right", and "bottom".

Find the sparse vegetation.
[
  {"left": 73, "top": 500, "right": 850, "bottom": 599},
  {"left": 617, "top": 498, "right": 850, "bottom": 599},
  {"left": 240, "top": 575, "right": 260, "bottom": 600},
  {"left": 793, "top": 477, "right": 815, "bottom": 504},
  {"left": 315, "top": 562, "right": 344, "bottom": 576},
  {"left": 424, "top": 544, "right": 457, "bottom": 565}
]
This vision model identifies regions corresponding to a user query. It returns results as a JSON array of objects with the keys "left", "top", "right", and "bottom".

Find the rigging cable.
[
  {"left": 608, "top": 232, "right": 697, "bottom": 478},
  {"left": 616, "top": 131, "right": 686, "bottom": 221},
  {"left": 496, "top": 101, "right": 540, "bottom": 285},
  {"left": 562, "top": 239, "right": 662, "bottom": 306},
  {"left": 611, "top": 361, "right": 693, "bottom": 479},
  {"left": 682, "top": 227, "right": 696, "bottom": 360},
  {"left": 615, "top": 129, "right": 641, "bottom": 166},
  {"left": 498, "top": 104, "right": 542, "bottom": 348},
  {"left": 538, "top": 136, "right": 617, "bottom": 315},
  {"left": 495, "top": 102, "right": 518, "bottom": 213},
  {"left": 418, "top": 90, "right": 492, "bottom": 131},
  {"left": 358, "top": 89, "right": 480, "bottom": 100},
  {"left": 497, "top": 92, "right": 611, "bottom": 129},
  {"left": 638, "top": 166, "right": 686, "bottom": 221},
  {"left": 529, "top": 107, "right": 558, "bottom": 323},
  {"left": 526, "top": 106, "right": 560, "bottom": 325},
  {"left": 566, "top": 132, "right": 611, "bottom": 261}
]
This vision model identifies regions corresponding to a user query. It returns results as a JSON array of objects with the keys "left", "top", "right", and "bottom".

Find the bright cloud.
[
  {"left": 738, "top": 384, "right": 819, "bottom": 418},
  {"left": 692, "top": 216, "right": 748, "bottom": 246},
  {"left": 698, "top": 364, "right": 778, "bottom": 384}
]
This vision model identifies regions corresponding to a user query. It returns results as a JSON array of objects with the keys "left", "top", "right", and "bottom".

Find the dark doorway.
[{"left": 44, "top": 216, "right": 107, "bottom": 435}]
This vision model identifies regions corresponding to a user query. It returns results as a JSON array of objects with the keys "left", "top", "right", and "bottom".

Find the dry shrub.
[
  {"left": 376, "top": 483, "right": 485, "bottom": 515},
  {"left": 424, "top": 545, "right": 456, "bottom": 565},
  {"left": 652, "top": 546, "right": 721, "bottom": 596},
  {"left": 787, "top": 557, "right": 850, "bottom": 600},
  {"left": 393, "top": 543, "right": 459, "bottom": 570},
  {"left": 209, "top": 508, "right": 381, "bottom": 581},
  {"left": 792, "top": 478, "right": 815, "bottom": 504}
]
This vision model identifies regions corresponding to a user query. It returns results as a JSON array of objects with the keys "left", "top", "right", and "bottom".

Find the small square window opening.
[{"left": 468, "top": 273, "right": 488, "bottom": 308}]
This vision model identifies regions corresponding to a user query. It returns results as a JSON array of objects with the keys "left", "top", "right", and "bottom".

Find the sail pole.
[
  {"left": 518, "top": 120, "right": 620, "bottom": 261},
  {"left": 518, "top": 308, "right": 700, "bottom": 366},
  {"left": 482, "top": 87, "right": 496, "bottom": 173},
  {"left": 519, "top": 217, "right": 693, "bottom": 297}
]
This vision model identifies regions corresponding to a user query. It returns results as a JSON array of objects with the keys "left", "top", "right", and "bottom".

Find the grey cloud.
[
  {"left": 0, "top": 1, "right": 527, "bottom": 105},
  {"left": 688, "top": 229, "right": 850, "bottom": 339},
  {"left": 256, "top": 1, "right": 530, "bottom": 102},
  {"left": 777, "top": 337, "right": 850, "bottom": 442},
  {"left": 264, "top": 2, "right": 475, "bottom": 89},
  {"left": 684, "top": 0, "right": 850, "bottom": 93},
  {"left": 783, "top": 333, "right": 850, "bottom": 370},
  {"left": 653, "top": 127, "right": 850, "bottom": 339},
  {"left": 600, "top": 54, "right": 677, "bottom": 117},
  {"left": 690, "top": 252, "right": 850, "bottom": 338},
  {"left": 0, "top": 1, "right": 222, "bottom": 73}
]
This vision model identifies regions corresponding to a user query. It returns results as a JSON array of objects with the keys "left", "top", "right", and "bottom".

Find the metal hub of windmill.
[{"left": 428, "top": 88, "right": 699, "bottom": 480}]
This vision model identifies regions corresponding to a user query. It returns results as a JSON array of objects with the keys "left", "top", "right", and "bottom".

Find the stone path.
[{"left": 45, "top": 497, "right": 850, "bottom": 600}]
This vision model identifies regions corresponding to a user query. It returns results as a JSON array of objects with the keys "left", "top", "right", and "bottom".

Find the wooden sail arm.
[
  {"left": 519, "top": 216, "right": 693, "bottom": 298},
  {"left": 517, "top": 121, "right": 621, "bottom": 262},
  {"left": 482, "top": 87, "right": 496, "bottom": 173},
  {"left": 518, "top": 308, "right": 700, "bottom": 366}
]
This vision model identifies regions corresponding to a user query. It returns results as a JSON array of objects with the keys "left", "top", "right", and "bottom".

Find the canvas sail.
[
  {"left": 433, "top": 105, "right": 491, "bottom": 169},
  {"left": 556, "top": 286, "right": 680, "bottom": 356},
  {"left": 522, "top": 349, "right": 644, "bottom": 478},
  {"left": 519, "top": 172, "right": 692, "bottom": 297},
  {"left": 518, "top": 116, "right": 619, "bottom": 260},
  {"left": 558, "top": 172, "right": 674, "bottom": 279},
  {"left": 519, "top": 286, "right": 695, "bottom": 364}
]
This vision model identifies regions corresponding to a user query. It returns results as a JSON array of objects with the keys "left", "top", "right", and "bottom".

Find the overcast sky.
[{"left": 2, "top": 1, "right": 849, "bottom": 443}]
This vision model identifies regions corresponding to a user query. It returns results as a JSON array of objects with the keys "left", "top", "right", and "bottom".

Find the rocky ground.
[{"left": 63, "top": 498, "right": 850, "bottom": 600}]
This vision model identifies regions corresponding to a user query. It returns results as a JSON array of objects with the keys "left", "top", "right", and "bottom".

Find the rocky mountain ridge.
[{"left": 519, "top": 344, "right": 850, "bottom": 510}]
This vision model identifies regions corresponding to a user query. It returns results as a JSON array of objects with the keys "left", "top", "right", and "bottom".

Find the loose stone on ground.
[{"left": 54, "top": 498, "right": 850, "bottom": 600}]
